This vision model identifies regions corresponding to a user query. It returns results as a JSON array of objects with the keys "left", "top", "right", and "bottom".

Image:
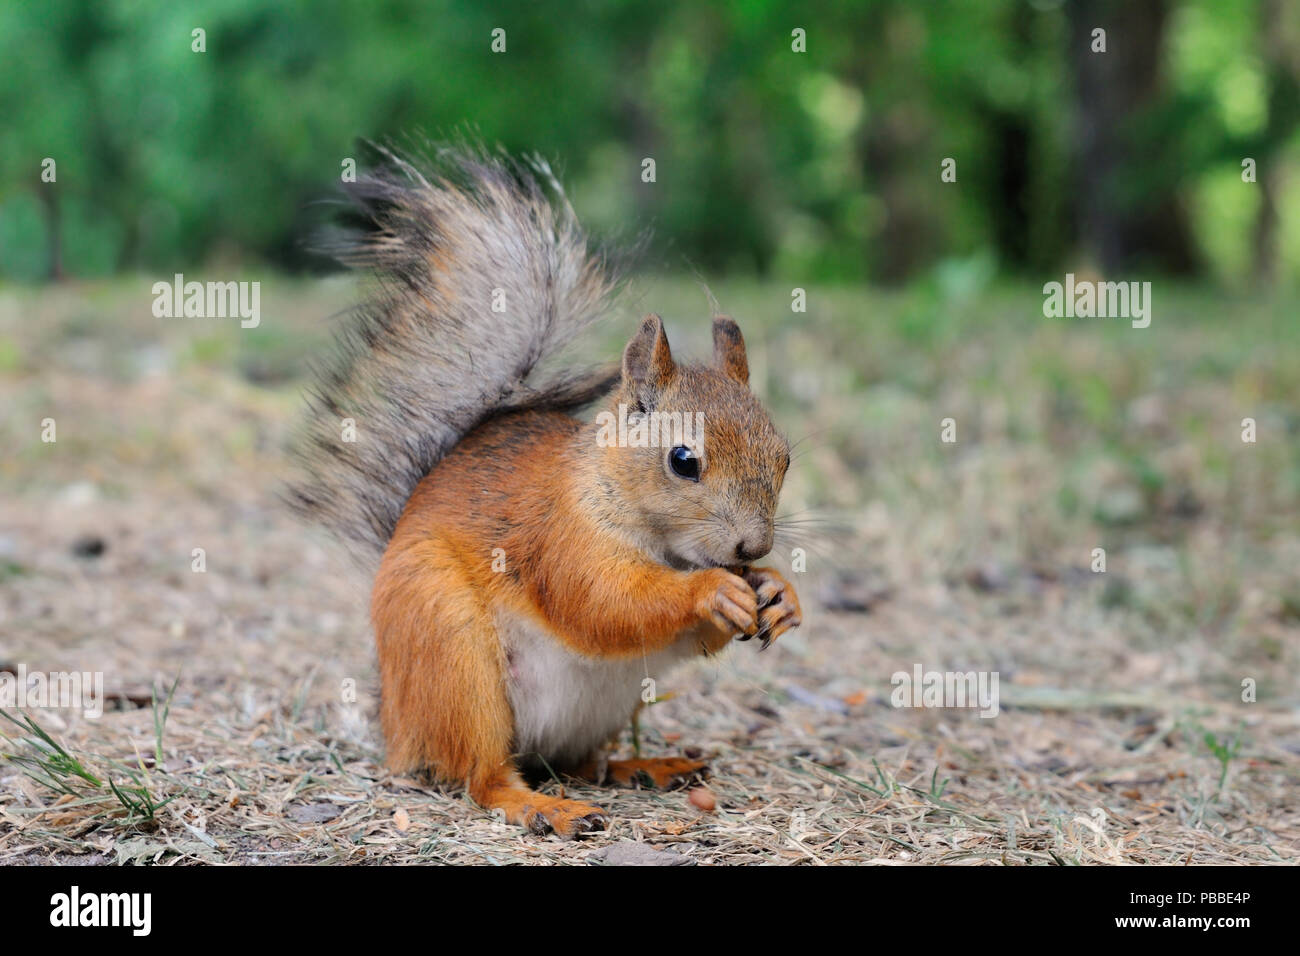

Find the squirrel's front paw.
[
  {"left": 693, "top": 568, "right": 758, "bottom": 639},
  {"left": 740, "top": 566, "right": 802, "bottom": 649}
]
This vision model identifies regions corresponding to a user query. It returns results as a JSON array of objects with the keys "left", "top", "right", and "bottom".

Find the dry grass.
[{"left": 1, "top": 276, "right": 1297, "bottom": 865}]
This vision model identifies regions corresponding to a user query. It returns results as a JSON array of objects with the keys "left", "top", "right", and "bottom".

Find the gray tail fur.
[{"left": 287, "top": 145, "right": 621, "bottom": 561}]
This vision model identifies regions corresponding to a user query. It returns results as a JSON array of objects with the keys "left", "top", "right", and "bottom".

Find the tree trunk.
[
  {"left": 1252, "top": 0, "right": 1298, "bottom": 285},
  {"left": 1067, "top": 0, "right": 1198, "bottom": 274},
  {"left": 39, "top": 185, "right": 65, "bottom": 283}
]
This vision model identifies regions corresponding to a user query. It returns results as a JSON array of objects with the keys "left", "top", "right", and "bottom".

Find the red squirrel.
[{"left": 291, "top": 147, "right": 801, "bottom": 836}]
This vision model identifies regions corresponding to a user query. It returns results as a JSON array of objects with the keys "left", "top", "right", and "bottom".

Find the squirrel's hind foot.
[
  {"left": 578, "top": 756, "right": 709, "bottom": 790},
  {"left": 475, "top": 780, "right": 609, "bottom": 839}
]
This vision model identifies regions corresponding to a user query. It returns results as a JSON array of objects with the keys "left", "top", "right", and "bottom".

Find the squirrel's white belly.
[{"left": 497, "top": 611, "right": 699, "bottom": 768}]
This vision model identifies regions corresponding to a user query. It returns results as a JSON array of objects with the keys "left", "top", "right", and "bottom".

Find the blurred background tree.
[{"left": 0, "top": 0, "right": 1296, "bottom": 286}]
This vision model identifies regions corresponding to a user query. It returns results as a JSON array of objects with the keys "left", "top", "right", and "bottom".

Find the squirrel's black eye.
[{"left": 668, "top": 445, "right": 700, "bottom": 481}]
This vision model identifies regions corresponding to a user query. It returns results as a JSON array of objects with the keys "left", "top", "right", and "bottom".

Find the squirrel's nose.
[{"left": 734, "top": 539, "right": 768, "bottom": 563}]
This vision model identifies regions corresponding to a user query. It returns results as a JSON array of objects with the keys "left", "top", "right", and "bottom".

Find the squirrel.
[{"left": 290, "top": 146, "right": 801, "bottom": 837}]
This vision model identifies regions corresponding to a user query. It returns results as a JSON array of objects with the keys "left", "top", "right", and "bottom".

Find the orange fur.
[
  {"left": 370, "top": 317, "right": 801, "bottom": 838},
  {"left": 575, "top": 756, "right": 710, "bottom": 789},
  {"left": 292, "top": 153, "right": 802, "bottom": 838}
]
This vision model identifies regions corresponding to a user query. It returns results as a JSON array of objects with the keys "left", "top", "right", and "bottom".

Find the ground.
[{"left": 1, "top": 275, "right": 1297, "bottom": 865}]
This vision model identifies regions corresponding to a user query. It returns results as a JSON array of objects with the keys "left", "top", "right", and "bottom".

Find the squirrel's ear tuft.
[
  {"left": 622, "top": 313, "right": 675, "bottom": 393},
  {"left": 712, "top": 315, "right": 749, "bottom": 385}
]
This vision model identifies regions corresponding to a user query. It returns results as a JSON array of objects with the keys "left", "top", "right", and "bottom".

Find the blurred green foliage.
[{"left": 1, "top": 0, "right": 1297, "bottom": 284}]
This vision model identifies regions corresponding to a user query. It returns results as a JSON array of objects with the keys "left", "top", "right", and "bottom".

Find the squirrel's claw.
[{"left": 741, "top": 566, "right": 802, "bottom": 650}]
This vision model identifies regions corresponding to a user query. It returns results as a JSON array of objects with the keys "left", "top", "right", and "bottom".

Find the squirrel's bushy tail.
[{"left": 289, "top": 145, "right": 620, "bottom": 560}]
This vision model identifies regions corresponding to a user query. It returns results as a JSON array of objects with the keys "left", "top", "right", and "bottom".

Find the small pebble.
[
  {"left": 71, "top": 535, "right": 107, "bottom": 558},
  {"left": 688, "top": 786, "right": 716, "bottom": 812}
]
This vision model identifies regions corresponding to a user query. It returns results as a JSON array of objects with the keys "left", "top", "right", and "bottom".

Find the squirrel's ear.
[
  {"left": 712, "top": 315, "right": 749, "bottom": 386},
  {"left": 622, "top": 313, "right": 675, "bottom": 393}
]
